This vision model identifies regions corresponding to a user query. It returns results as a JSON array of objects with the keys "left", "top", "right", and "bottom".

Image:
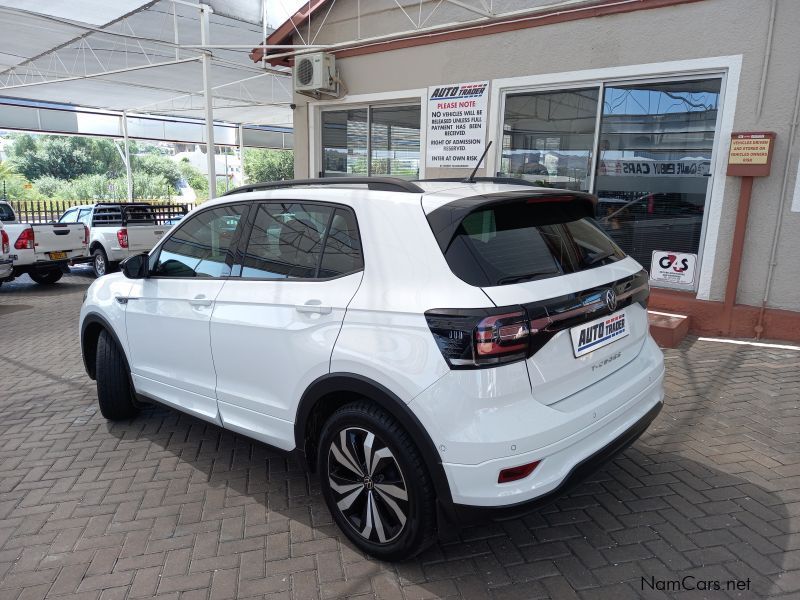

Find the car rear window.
[
  {"left": 439, "top": 200, "right": 625, "bottom": 287},
  {"left": 0, "top": 203, "right": 14, "bottom": 222}
]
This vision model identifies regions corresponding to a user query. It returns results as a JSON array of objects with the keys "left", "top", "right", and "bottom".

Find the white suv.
[{"left": 79, "top": 177, "right": 665, "bottom": 560}]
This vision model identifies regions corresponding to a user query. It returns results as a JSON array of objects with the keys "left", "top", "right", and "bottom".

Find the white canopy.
[{"left": 0, "top": 0, "right": 292, "bottom": 127}]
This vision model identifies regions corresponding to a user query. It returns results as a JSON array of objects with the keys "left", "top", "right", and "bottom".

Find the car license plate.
[
  {"left": 570, "top": 310, "right": 629, "bottom": 357},
  {"left": 48, "top": 251, "right": 68, "bottom": 260}
]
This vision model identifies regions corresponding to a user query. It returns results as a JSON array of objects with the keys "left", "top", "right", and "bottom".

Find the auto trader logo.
[{"left": 576, "top": 313, "right": 626, "bottom": 353}]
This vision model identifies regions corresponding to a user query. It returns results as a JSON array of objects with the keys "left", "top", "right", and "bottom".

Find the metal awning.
[{"left": 0, "top": 0, "right": 292, "bottom": 127}]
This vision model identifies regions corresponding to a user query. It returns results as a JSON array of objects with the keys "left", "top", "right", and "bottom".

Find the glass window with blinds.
[
  {"left": 499, "top": 77, "right": 722, "bottom": 288},
  {"left": 321, "top": 105, "right": 420, "bottom": 179}
]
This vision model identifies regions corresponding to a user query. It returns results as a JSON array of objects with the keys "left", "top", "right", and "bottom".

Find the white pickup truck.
[
  {"left": 59, "top": 202, "right": 186, "bottom": 277},
  {"left": 0, "top": 200, "right": 88, "bottom": 285},
  {"left": 0, "top": 220, "right": 12, "bottom": 287}
]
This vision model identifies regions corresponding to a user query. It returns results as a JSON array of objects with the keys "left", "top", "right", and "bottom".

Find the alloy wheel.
[
  {"left": 95, "top": 254, "right": 106, "bottom": 276},
  {"left": 327, "top": 427, "right": 409, "bottom": 544}
]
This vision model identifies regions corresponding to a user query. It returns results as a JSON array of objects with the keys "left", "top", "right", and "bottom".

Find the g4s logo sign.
[
  {"left": 659, "top": 254, "right": 691, "bottom": 273},
  {"left": 650, "top": 251, "right": 697, "bottom": 285}
]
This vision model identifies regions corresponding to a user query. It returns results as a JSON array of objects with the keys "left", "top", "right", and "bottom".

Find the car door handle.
[
  {"left": 296, "top": 300, "right": 332, "bottom": 315},
  {"left": 189, "top": 295, "right": 213, "bottom": 308}
]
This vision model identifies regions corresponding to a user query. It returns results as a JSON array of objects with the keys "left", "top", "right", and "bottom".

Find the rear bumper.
[
  {"left": 107, "top": 248, "right": 136, "bottom": 262},
  {"left": 13, "top": 260, "right": 74, "bottom": 275},
  {"left": 0, "top": 258, "right": 12, "bottom": 279},
  {"left": 408, "top": 329, "right": 665, "bottom": 524},
  {"left": 449, "top": 398, "right": 663, "bottom": 523},
  {"left": 439, "top": 363, "right": 664, "bottom": 508}
]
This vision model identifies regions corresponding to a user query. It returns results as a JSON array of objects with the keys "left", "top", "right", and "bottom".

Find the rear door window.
[
  {"left": 318, "top": 208, "right": 363, "bottom": 278},
  {"left": 0, "top": 204, "right": 13, "bottom": 222},
  {"left": 240, "top": 203, "right": 332, "bottom": 279},
  {"left": 440, "top": 201, "right": 625, "bottom": 287}
]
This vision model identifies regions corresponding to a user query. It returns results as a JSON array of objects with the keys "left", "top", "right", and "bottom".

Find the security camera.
[{"left": 290, "top": 103, "right": 297, "bottom": 110}]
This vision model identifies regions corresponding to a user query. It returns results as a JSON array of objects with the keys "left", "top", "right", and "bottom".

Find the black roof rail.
[
  {"left": 221, "top": 177, "right": 425, "bottom": 196},
  {"left": 414, "top": 176, "right": 545, "bottom": 187}
]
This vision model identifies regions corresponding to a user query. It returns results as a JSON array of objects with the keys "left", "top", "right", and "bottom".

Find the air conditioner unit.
[{"left": 294, "top": 52, "right": 336, "bottom": 94}]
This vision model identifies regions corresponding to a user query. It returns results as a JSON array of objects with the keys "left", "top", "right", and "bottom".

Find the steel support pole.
[
  {"left": 238, "top": 123, "right": 245, "bottom": 183},
  {"left": 200, "top": 4, "right": 216, "bottom": 199},
  {"left": 122, "top": 111, "right": 133, "bottom": 201}
]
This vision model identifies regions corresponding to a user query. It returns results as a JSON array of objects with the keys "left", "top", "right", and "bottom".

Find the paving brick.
[{"left": 1, "top": 271, "right": 800, "bottom": 599}]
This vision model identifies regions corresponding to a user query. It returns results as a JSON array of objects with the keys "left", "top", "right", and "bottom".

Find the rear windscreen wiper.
[
  {"left": 497, "top": 272, "right": 558, "bottom": 285},
  {"left": 585, "top": 250, "right": 617, "bottom": 266}
]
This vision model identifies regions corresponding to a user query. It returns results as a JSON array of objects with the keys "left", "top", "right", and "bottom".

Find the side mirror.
[{"left": 120, "top": 253, "right": 149, "bottom": 279}]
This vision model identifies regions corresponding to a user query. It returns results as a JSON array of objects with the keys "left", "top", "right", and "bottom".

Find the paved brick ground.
[{"left": 1, "top": 270, "right": 799, "bottom": 600}]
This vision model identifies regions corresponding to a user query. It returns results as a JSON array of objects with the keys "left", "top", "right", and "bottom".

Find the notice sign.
[
  {"left": 426, "top": 81, "right": 489, "bottom": 169},
  {"left": 727, "top": 131, "right": 775, "bottom": 177},
  {"left": 650, "top": 251, "right": 697, "bottom": 286},
  {"left": 729, "top": 136, "right": 770, "bottom": 165}
]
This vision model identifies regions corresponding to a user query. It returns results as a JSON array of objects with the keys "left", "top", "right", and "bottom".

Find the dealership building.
[{"left": 256, "top": 0, "right": 800, "bottom": 343}]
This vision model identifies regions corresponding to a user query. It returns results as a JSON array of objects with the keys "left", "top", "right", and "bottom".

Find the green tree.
[
  {"left": 177, "top": 159, "right": 207, "bottom": 193},
  {"left": 133, "top": 153, "right": 181, "bottom": 188},
  {"left": 9, "top": 134, "right": 96, "bottom": 180},
  {"left": 243, "top": 148, "right": 293, "bottom": 182},
  {"left": 88, "top": 138, "right": 127, "bottom": 178},
  {"left": 0, "top": 160, "right": 17, "bottom": 185},
  {"left": 7, "top": 134, "right": 133, "bottom": 181}
]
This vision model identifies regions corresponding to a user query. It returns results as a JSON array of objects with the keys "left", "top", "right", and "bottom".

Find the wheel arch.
[
  {"left": 295, "top": 373, "right": 454, "bottom": 509},
  {"left": 81, "top": 312, "right": 130, "bottom": 380}
]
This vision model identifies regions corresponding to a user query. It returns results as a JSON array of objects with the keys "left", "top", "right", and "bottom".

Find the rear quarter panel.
[{"left": 330, "top": 194, "right": 493, "bottom": 403}]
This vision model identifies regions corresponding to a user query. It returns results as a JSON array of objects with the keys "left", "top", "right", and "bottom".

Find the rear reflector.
[{"left": 498, "top": 460, "right": 540, "bottom": 484}]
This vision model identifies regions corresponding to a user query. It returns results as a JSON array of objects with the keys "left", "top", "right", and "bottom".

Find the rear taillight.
[
  {"left": 117, "top": 228, "right": 128, "bottom": 248},
  {"left": 1, "top": 229, "right": 9, "bottom": 254},
  {"left": 14, "top": 227, "right": 34, "bottom": 250},
  {"left": 425, "top": 307, "right": 532, "bottom": 369},
  {"left": 83, "top": 225, "right": 89, "bottom": 246},
  {"left": 474, "top": 311, "right": 530, "bottom": 362}
]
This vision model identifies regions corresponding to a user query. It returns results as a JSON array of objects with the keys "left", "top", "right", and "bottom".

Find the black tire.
[
  {"left": 95, "top": 329, "right": 138, "bottom": 420},
  {"left": 28, "top": 268, "right": 63, "bottom": 285},
  {"left": 92, "top": 247, "right": 110, "bottom": 278},
  {"left": 318, "top": 401, "right": 436, "bottom": 561}
]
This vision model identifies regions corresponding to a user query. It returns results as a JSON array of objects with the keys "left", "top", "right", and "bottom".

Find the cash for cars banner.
[{"left": 426, "top": 81, "right": 489, "bottom": 169}]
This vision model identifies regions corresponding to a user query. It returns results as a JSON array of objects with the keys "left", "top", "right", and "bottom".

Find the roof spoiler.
[{"left": 425, "top": 189, "right": 598, "bottom": 253}]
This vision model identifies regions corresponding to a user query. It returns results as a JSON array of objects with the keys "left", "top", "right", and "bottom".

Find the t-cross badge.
[{"left": 80, "top": 177, "right": 665, "bottom": 560}]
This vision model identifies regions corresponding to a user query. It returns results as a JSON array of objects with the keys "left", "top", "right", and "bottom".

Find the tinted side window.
[
  {"left": 0, "top": 204, "right": 14, "bottom": 222},
  {"left": 319, "top": 208, "right": 363, "bottom": 278},
  {"left": 151, "top": 205, "right": 246, "bottom": 278},
  {"left": 241, "top": 203, "right": 332, "bottom": 279}
]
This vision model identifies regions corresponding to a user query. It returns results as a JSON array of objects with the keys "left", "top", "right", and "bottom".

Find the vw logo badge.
[{"left": 604, "top": 289, "right": 618, "bottom": 312}]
